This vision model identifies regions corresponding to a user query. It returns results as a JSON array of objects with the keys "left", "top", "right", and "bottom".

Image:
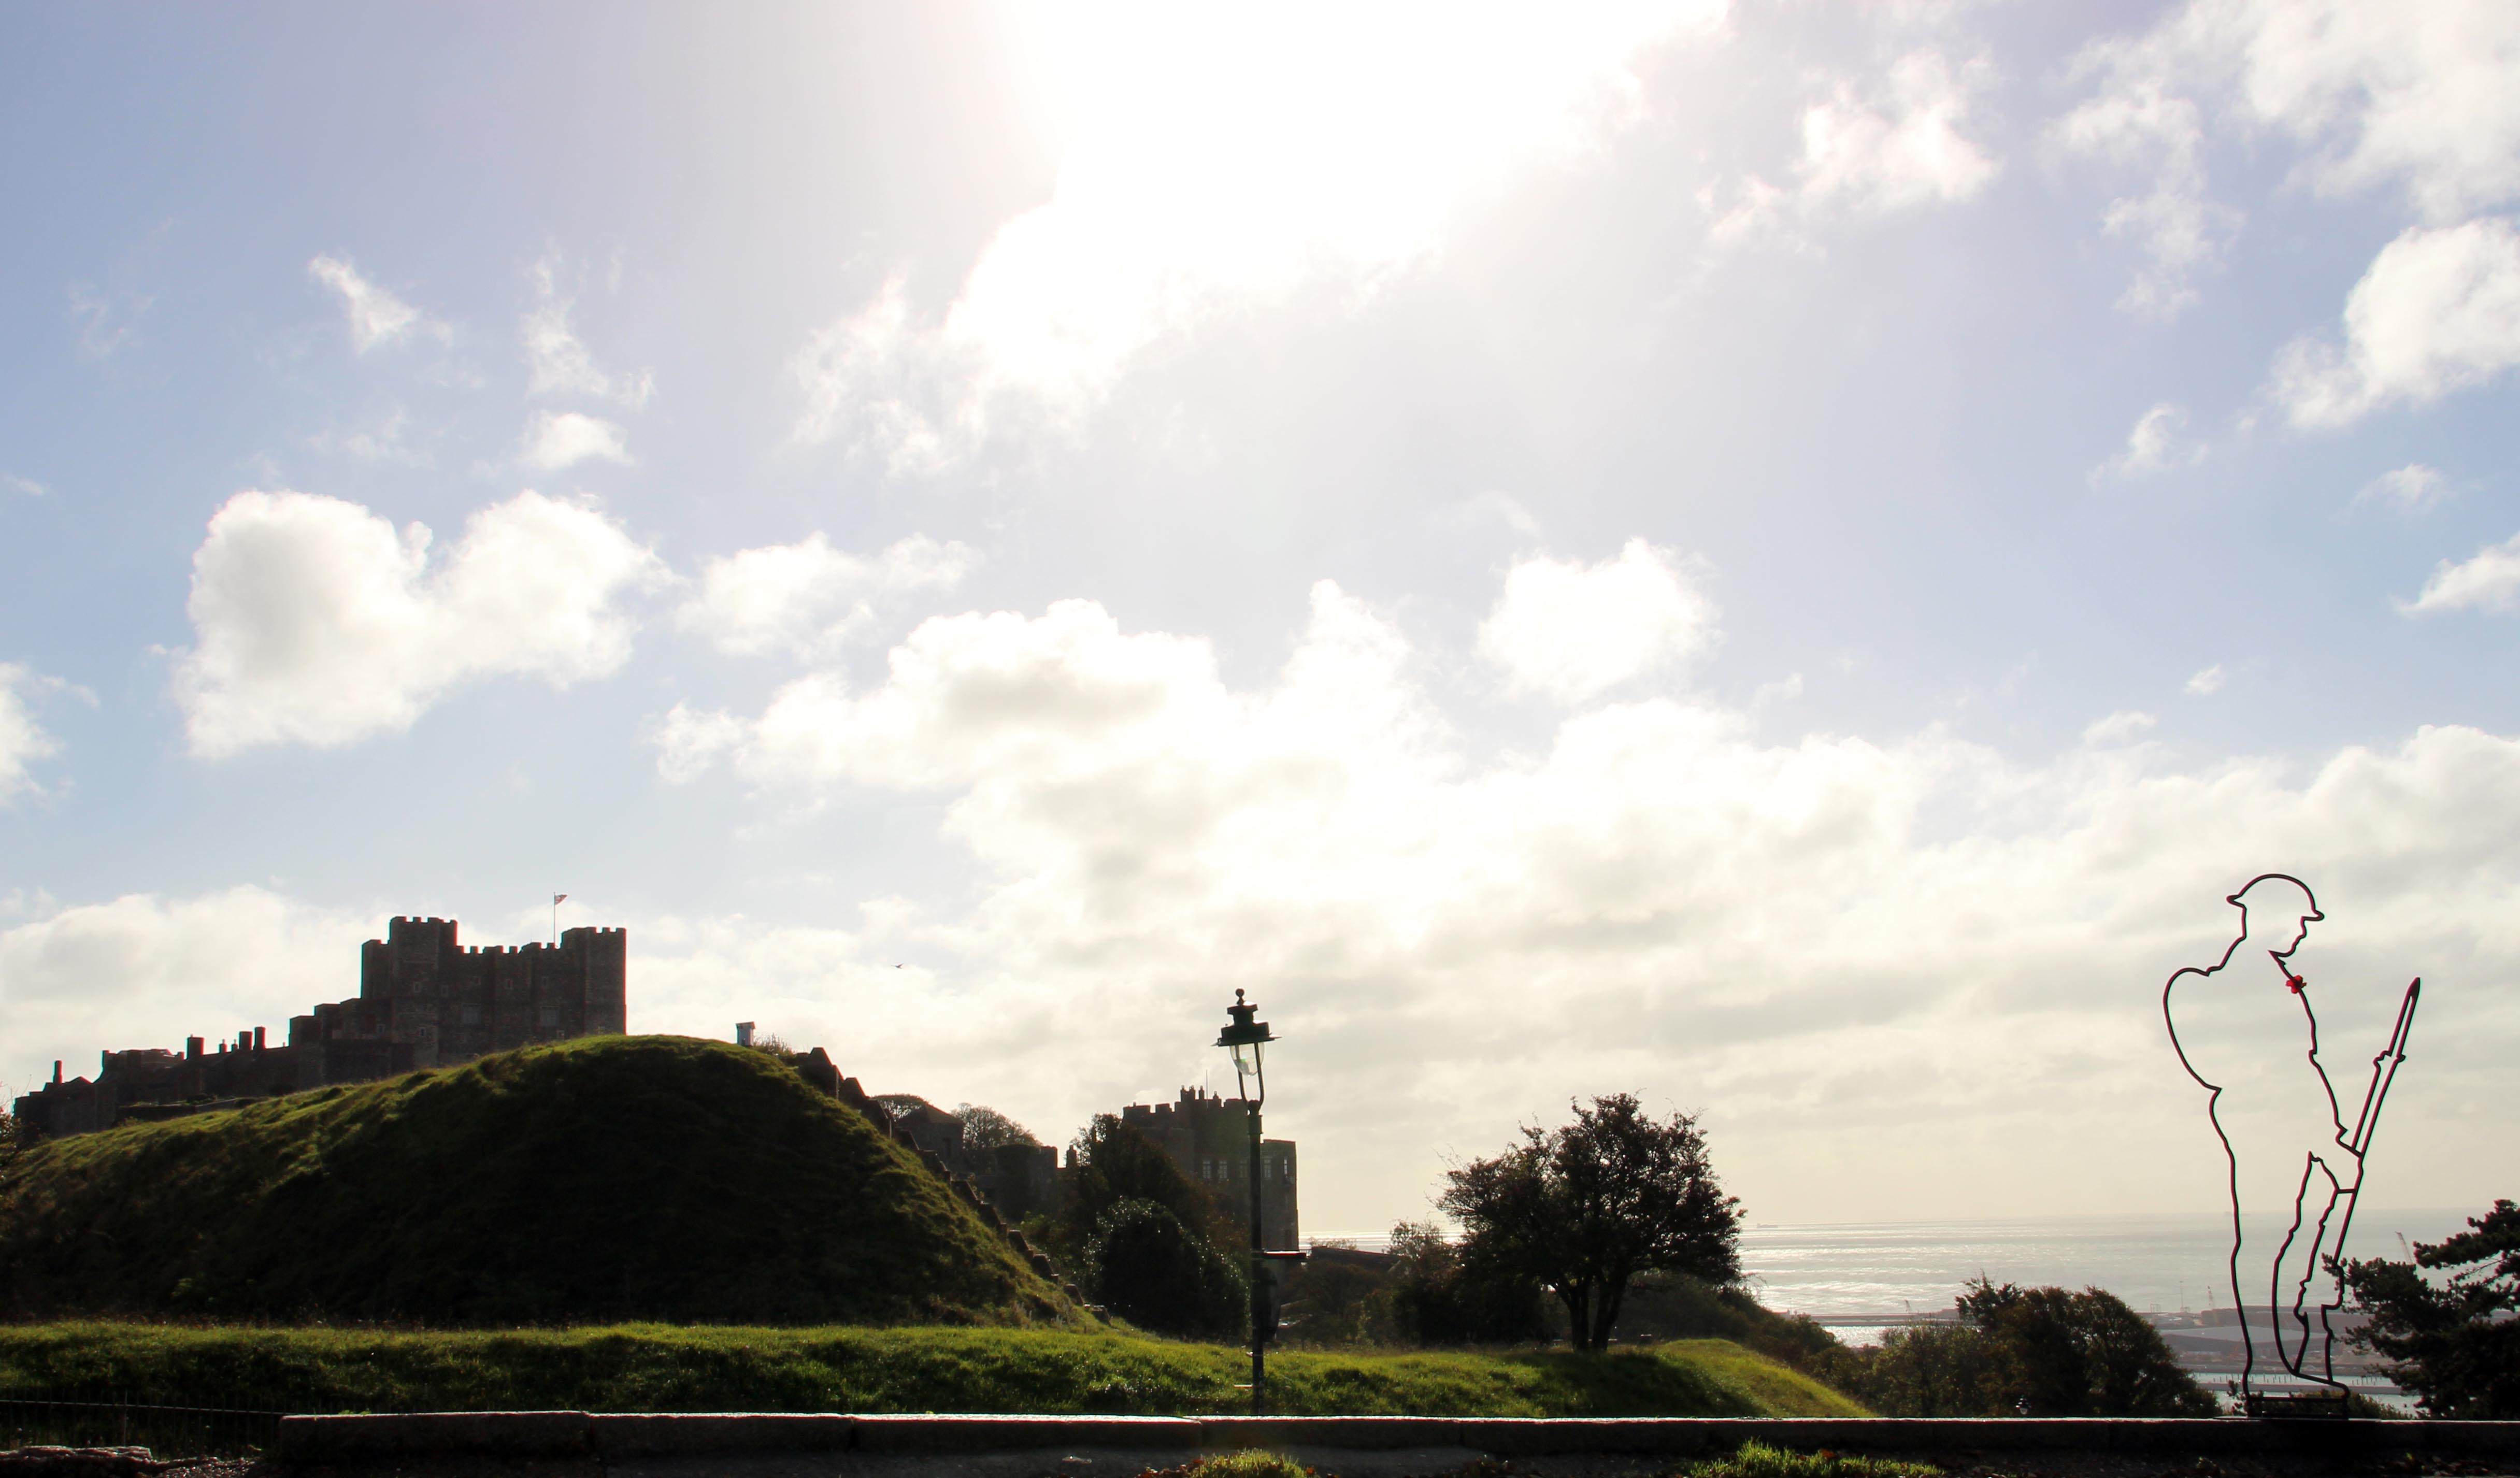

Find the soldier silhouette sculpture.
[{"left": 2161, "top": 874, "right": 2419, "bottom": 1414}]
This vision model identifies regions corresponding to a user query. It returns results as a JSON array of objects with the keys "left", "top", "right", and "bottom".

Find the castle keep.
[
  {"left": 1121, "top": 1086, "right": 1300, "bottom": 1250},
  {"left": 14, "top": 915, "right": 626, "bottom": 1138}
]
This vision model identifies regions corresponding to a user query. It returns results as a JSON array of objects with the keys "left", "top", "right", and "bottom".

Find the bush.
[
  {"left": 1087, "top": 1198, "right": 1249, "bottom": 1340},
  {"left": 2344, "top": 1197, "right": 2520, "bottom": 1417},
  {"left": 1687, "top": 1442, "right": 1941, "bottom": 1478},
  {"left": 1050, "top": 1116, "right": 1242, "bottom": 1265},
  {"left": 1385, "top": 1221, "right": 1556, "bottom": 1346},
  {"left": 1822, "top": 1281, "right": 2213, "bottom": 1417}
]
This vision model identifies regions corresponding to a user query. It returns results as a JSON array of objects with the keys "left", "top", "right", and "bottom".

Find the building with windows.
[
  {"left": 1118, "top": 1085, "right": 1299, "bottom": 1249},
  {"left": 13, "top": 914, "right": 626, "bottom": 1139}
]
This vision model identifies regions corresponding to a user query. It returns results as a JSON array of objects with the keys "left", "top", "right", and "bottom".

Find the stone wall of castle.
[
  {"left": 1120, "top": 1086, "right": 1300, "bottom": 1250},
  {"left": 12, "top": 914, "right": 627, "bottom": 1139}
]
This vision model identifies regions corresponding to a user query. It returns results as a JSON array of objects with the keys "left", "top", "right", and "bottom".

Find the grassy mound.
[
  {"left": 0, "top": 1323, "right": 1866, "bottom": 1416},
  {"left": 0, "top": 1036, "right": 1079, "bottom": 1328}
]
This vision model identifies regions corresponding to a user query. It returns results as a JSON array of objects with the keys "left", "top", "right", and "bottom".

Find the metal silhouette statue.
[{"left": 2162, "top": 873, "right": 2419, "bottom": 1416}]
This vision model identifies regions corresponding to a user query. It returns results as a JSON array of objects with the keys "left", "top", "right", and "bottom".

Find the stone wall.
[
  {"left": 12, "top": 914, "right": 628, "bottom": 1140},
  {"left": 1121, "top": 1086, "right": 1300, "bottom": 1249}
]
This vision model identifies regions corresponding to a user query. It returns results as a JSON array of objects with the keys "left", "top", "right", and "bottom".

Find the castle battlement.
[{"left": 16, "top": 913, "right": 627, "bottom": 1140}]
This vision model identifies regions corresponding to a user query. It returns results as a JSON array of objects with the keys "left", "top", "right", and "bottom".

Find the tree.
[
  {"left": 1385, "top": 1219, "right": 1554, "bottom": 1346},
  {"left": 1038, "top": 1113, "right": 1245, "bottom": 1325},
  {"left": 1059, "top": 1114, "right": 1237, "bottom": 1245},
  {"left": 954, "top": 1103, "right": 1039, "bottom": 1156},
  {"left": 1085, "top": 1197, "right": 1248, "bottom": 1339},
  {"left": 1440, "top": 1094, "right": 1740, "bottom": 1352},
  {"left": 1828, "top": 1281, "right": 2214, "bottom": 1417},
  {"left": 2344, "top": 1198, "right": 2520, "bottom": 1417},
  {"left": 1956, "top": 1281, "right": 2216, "bottom": 1416}
]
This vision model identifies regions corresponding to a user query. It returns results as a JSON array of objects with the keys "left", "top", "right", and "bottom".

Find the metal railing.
[{"left": 0, "top": 1389, "right": 284, "bottom": 1459}]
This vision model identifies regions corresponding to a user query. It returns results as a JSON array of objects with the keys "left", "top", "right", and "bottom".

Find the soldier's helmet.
[{"left": 2226, "top": 873, "right": 2322, "bottom": 949}]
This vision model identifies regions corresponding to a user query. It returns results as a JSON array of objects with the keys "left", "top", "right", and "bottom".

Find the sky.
[{"left": 2, "top": 1, "right": 2515, "bottom": 1241}]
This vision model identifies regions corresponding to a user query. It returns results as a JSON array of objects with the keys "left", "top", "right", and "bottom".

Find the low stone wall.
[{"left": 270, "top": 1412, "right": 2520, "bottom": 1467}]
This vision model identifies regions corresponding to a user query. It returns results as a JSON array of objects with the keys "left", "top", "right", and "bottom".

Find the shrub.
[
  {"left": 1686, "top": 1442, "right": 1940, "bottom": 1478},
  {"left": 1088, "top": 1198, "right": 1249, "bottom": 1339},
  {"left": 2344, "top": 1197, "right": 2520, "bottom": 1417},
  {"left": 1822, "top": 1281, "right": 2213, "bottom": 1417},
  {"left": 1387, "top": 1221, "right": 1556, "bottom": 1347}
]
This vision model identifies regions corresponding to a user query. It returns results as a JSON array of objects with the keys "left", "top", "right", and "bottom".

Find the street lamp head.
[{"left": 1214, "top": 987, "right": 1276, "bottom": 1101}]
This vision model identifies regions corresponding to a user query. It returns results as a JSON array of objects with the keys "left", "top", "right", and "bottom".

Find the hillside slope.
[
  {"left": 0, "top": 1323, "right": 1867, "bottom": 1416},
  {"left": 0, "top": 1035, "right": 1080, "bottom": 1328}
]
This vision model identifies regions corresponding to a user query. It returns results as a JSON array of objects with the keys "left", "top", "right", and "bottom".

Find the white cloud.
[
  {"left": 173, "top": 489, "right": 666, "bottom": 757},
  {"left": 0, "top": 664, "right": 68, "bottom": 803},
  {"left": 2050, "top": 82, "right": 2239, "bottom": 319},
  {"left": 1478, "top": 539, "right": 1716, "bottom": 705},
  {"left": 2271, "top": 218, "right": 2520, "bottom": 427},
  {"left": 1714, "top": 50, "right": 1999, "bottom": 249},
  {"left": 524, "top": 253, "right": 653, "bottom": 409},
  {"left": 2401, "top": 531, "right": 2520, "bottom": 615},
  {"left": 2081, "top": 710, "right": 2158, "bottom": 744},
  {"left": 2068, "top": 0, "right": 2520, "bottom": 228},
  {"left": 306, "top": 255, "right": 435, "bottom": 351},
  {"left": 1797, "top": 51, "right": 2001, "bottom": 214},
  {"left": 5, "top": 473, "right": 49, "bottom": 498},
  {"left": 790, "top": 2, "right": 1726, "bottom": 470},
  {"left": 519, "top": 410, "right": 632, "bottom": 470},
  {"left": 2185, "top": 664, "right": 2228, "bottom": 696},
  {"left": 675, "top": 533, "right": 976, "bottom": 659},
  {"left": 311, "top": 407, "right": 428, "bottom": 467},
  {"left": 2358, "top": 463, "right": 2454, "bottom": 511},
  {"left": 652, "top": 572, "right": 2520, "bottom": 1224},
  {"left": 2096, "top": 401, "right": 2207, "bottom": 479},
  {"left": 68, "top": 284, "right": 149, "bottom": 361},
  {"left": 2059, "top": 0, "right": 2520, "bottom": 316},
  {"left": 0, "top": 888, "right": 368, "bottom": 1085}
]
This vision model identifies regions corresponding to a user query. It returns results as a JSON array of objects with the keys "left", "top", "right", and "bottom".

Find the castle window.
[
  {"left": 460, "top": 1005, "right": 481, "bottom": 1026},
  {"left": 538, "top": 1007, "right": 559, "bottom": 1028}
]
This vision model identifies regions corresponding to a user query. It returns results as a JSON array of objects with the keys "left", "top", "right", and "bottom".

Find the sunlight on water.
[{"left": 1737, "top": 1208, "right": 2472, "bottom": 1317}]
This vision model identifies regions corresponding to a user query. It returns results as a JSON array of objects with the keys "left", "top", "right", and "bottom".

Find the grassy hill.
[
  {"left": 0, "top": 1035, "right": 1081, "bottom": 1328},
  {"left": 0, "top": 1323, "right": 1867, "bottom": 1417}
]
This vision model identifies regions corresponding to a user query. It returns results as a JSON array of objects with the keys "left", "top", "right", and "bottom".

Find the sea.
[{"left": 1312, "top": 1207, "right": 2475, "bottom": 1338}]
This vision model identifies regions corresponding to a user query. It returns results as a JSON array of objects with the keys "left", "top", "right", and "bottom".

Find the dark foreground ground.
[{"left": 4, "top": 1415, "right": 2515, "bottom": 1478}]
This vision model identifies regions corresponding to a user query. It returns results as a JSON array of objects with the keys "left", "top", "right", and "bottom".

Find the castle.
[
  {"left": 1121, "top": 1085, "right": 1300, "bottom": 1250},
  {"left": 14, "top": 915, "right": 627, "bottom": 1138}
]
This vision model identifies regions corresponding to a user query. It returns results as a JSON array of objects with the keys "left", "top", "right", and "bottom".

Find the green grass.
[
  {"left": 1686, "top": 1443, "right": 1940, "bottom": 1478},
  {"left": 1138, "top": 1443, "right": 1936, "bottom": 1478},
  {"left": 0, "top": 1324, "right": 1866, "bottom": 1417},
  {"left": 0, "top": 1036, "right": 1078, "bottom": 1328}
]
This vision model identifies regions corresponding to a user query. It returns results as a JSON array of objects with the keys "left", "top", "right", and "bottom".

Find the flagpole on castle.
[{"left": 552, "top": 892, "right": 567, "bottom": 946}]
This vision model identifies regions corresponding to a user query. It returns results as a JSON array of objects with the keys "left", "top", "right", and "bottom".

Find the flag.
[{"left": 553, "top": 893, "right": 568, "bottom": 906}]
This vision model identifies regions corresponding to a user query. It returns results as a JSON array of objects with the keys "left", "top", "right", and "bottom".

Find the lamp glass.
[{"left": 1230, "top": 1038, "right": 1264, "bottom": 1081}]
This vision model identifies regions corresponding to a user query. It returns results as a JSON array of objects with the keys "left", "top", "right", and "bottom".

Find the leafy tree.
[
  {"left": 1440, "top": 1093, "right": 1740, "bottom": 1352},
  {"left": 954, "top": 1103, "right": 1039, "bottom": 1156},
  {"left": 2344, "top": 1198, "right": 2520, "bottom": 1417},
  {"left": 1061, "top": 1115, "right": 1236, "bottom": 1244},
  {"left": 1038, "top": 1114, "right": 1245, "bottom": 1322},
  {"left": 1957, "top": 1280, "right": 2216, "bottom": 1416},
  {"left": 1822, "top": 1322, "right": 2005, "bottom": 1417},
  {"left": 1826, "top": 1281, "right": 2215, "bottom": 1417},
  {"left": 1386, "top": 1219, "right": 1555, "bottom": 1346},
  {"left": 1085, "top": 1197, "right": 1248, "bottom": 1339}
]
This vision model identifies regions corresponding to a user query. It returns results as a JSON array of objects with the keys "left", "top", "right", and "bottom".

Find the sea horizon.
[{"left": 1309, "top": 1205, "right": 2479, "bottom": 1320}]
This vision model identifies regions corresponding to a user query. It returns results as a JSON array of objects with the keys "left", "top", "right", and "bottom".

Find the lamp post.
[{"left": 1215, "top": 988, "right": 1277, "bottom": 1415}]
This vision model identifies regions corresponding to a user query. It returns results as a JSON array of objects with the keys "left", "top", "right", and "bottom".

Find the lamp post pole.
[
  {"left": 1215, "top": 989, "right": 1277, "bottom": 1416},
  {"left": 1244, "top": 1075, "right": 1264, "bottom": 1409}
]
